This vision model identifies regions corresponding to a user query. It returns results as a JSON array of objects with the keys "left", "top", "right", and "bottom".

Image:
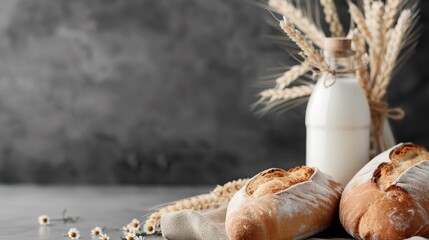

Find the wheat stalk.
[
  {"left": 363, "top": 0, "right": 373, "bottom": 17},
  {"left": 372, "top": 10, "right": 412, "bottom": 100},
  {"left": 384, "top": 0, "right": 402, "bottom": 32},
  {"left": 212, "top": 178, "right": 249, "bottom": 198},
  {"left": 367, "top": 1, "right": 385, "bottom": 83},
  {"left": 350, "top": 28, "right": 366, "bottom": 55},
  {"left": 268, "top": 0, "right": 326, "bottom": 47},
  {"left": 280, "top": 18, "right": 329, "bottom": 71},
  {"left": 275, "top": 62, "right": 311, "bottom": 90},
  {"left": 320, "top": 0, "right": 344, "bottom": 37},
  {"left": 349, "top": 1, "right": 372, "bottom": 44},
  {"left": 357, "top": 67, "right": 371, "bottom": 96},
  {"left": 144, "top": 178, "right": 249, "bottom": 228},
  {"left": 260, "top": 84, "right": 315, "bottom": 103},
  {"left": 350, "top": 29, "right": 371, "bottom": 96},
  {"left": 255, "top": 85, "right": 314, "bottom": 114}
]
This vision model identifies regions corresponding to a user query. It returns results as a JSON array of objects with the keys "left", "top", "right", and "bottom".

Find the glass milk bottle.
[{"left": 306, "top": 38, "right": 370, "bottom": 186}]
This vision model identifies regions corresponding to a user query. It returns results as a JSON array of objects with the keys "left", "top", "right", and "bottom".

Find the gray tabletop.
[
  {"left": 0, "top": 185, "right": 211, "bottom": 240},
  {"left": 1, "top": 185, "right": 378, "bottom": 240}
]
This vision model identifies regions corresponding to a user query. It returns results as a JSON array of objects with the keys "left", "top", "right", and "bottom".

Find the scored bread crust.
[
  {"left": 340, "top": 143, "right": 429, "bottom": 240},
  {"left": 225, "top": 166, "right": 342, "bottom": 240}
]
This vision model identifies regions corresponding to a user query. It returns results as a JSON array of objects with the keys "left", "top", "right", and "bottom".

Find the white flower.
[
  {"left": 38, "top": 215, "right": 50, "bottom": 226},
  {"left": 67, "top": 228, "right": 80, "bottom": 239},
  {"left": 99, "top": 233, "right": 110, "bottom": 240},
  {"left": 143, "top": 223, "right": 156, "bottom": 235},
  {"left": 125, "top": 234, "right": 138, "bottom": 240},
  {"left": 122, "top": 225, "right": 129, "bottom": 235},
  {"left": 129, "top": 218, "right": 140, "bottom": 230},
  {"left": 126, "top": 230, "right": 136, "bottom": 237},
  {"left": 91, "top": 226, "right": 103, "bottom": 236},
  {"left": 122, "top": 225, "right": 136, "bottom": 236}
]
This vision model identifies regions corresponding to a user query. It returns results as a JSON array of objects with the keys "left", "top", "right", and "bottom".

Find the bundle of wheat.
[
  {"left": 255, "top": 0, "right": 420, "bottom": 156},
  {"left": 144, "top": 178, "right": 248, "bottom": 233}
]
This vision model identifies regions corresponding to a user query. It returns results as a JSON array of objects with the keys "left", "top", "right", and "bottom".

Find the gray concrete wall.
[{"left": 0, "top": 0, "right": 427, "bottom": 184}]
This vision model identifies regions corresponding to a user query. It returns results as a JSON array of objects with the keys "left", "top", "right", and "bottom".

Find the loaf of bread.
[
  {"left": 225, "top": 166, "right": 342, "bottom": 240},
  {"left": 340, "top": 143, "right": 429, "bottom": 239}
]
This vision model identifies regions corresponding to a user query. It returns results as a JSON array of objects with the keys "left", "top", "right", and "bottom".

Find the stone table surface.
[
  {"left": 0, "top": 185, "right": 212, "bottom": 240},
  {"left": 2, "top": 185, "right": 382, "bottom": 240},
  {"left": 1, "top": 186, "right": 428, "bottom": 240}
]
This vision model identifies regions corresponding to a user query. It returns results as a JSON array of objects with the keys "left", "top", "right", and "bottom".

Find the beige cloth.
[
  {"left": 160, "top": 206, "right": 427, "bottom": 240},
  {"left": 161, "top": 205, "right": 228, "bottom": 240}
]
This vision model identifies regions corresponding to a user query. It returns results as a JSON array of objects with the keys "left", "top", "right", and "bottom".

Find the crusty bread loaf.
[
  {"left": 225, "top": 166, "right": 342, "bottom": 240},
  {"left": 340, "top": 143, "right": 429, "bottom": 239}
]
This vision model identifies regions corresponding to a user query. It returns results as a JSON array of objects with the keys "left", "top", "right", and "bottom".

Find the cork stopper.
[{"left": 324, "top": 38, "right": 352, "bottom": 51}]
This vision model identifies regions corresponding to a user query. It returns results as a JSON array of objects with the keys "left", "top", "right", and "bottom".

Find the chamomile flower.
[
  {"left": 127, "top": 230, "right": 136, "bottom": 237},
  {"left": 125, "top": 234, "right": 137, "bottom": 240},
  {"left": 99, "top": 233, "right": 110, "bottom": 240},
  {"left": 38, "top": 215, "right": 50, "bottom": 226},
  {"left": 122, "top": 225, "right": 136, "bottom": 236},
  {"left": 67, "top": 228, "right": 80, "bottom": 239},
  {"left": 129, "top": 219, "right": 140, "bottom": 230},
  {"left": 143, "top": 223, "right": 156, "bottom": 235},
  {"left": 91, "top": 226, "right": 103, "bottom": 237}
]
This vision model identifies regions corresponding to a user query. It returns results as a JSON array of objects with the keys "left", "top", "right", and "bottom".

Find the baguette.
[
  {"left": 340, "top": 143, "right": 429, "bottom": 239},
  {"left": 225, "top": 166, "right": 342, "bottom": 240}
]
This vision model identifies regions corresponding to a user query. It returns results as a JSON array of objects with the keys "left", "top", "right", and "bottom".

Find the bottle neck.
[{"left": 323, "top": 50, "right": 355, "bottom": 77}]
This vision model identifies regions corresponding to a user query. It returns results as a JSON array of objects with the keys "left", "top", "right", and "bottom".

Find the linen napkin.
[
  {"left": 161, "top": 204, "right": 228, "bottom": 240},
  {"left": 160, "top": 206, "right": 427, "bottom": 240}
]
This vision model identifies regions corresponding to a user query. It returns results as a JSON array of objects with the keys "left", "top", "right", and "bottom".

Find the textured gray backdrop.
[{"left": 0, "top": 0, "right": 427, "bottom": 184}]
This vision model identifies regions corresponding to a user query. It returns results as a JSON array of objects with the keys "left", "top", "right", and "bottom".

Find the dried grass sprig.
[
  {"left": 268, "top": 0, "right": 326, "bottom": 47},
  {"left": 367, "top": 1, "right": 385, "bottom": 82},
  {"left": 350, "top": 29, "right": 371, "bottom": 95},
  {"left": 320, "top": 0, "right": 345, "bottom": 37},
  {"left": 363, "top": 0, "right": 373, "bottom": 17},
  {"left": 350, "top": 28, "right": 366, "bottom": 55},
  {"left": 259, "top": 85, "right": 315, "bottom": 103},
  {"left": 280, "top": 18, "right": 329, "bottom": 71},
  {"left": 254, "top": 85, "right": 314, "bottom": 114},
  {"left": 275, "top": 61, "right": 311, "bottom": 90},
  {"left": 384, "top": 0, "right": 403, "bottom": 32},
  {"left": 145, "top": 178, "right": 249, "bottom": 228},
  {"left": 212, "top": 178, "right": 249, "bottom": 198},
  {"left": 349, "top": 1, "right": 372, "bottom": 44},
  {"left": 372, "top": 10, "right": 412, "bottom": 100},
  {"left": 357, "top": 67, "right": 370, "bottom": 96}
]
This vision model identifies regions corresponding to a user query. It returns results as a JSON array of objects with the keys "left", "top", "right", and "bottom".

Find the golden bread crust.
[
  {"left": 247, "top": 166, "right": 315, "bottom": 197},
  {"left": 226, "top": 167, "right": 342, "bottom": 240},
  {"left": 340, "top": 143, "right": 429, "bottom": 240}
]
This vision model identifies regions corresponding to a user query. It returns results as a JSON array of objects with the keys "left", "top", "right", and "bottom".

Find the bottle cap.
[
  {"left": 324, "top": 37, "right": 352, "bottom": 52},
  {"left": 324, "top": 38, "right": 353, "bottom": 58}
]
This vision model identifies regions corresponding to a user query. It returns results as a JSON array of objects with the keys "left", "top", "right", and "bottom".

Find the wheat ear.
[
  {"left": 268, "top": 0, "right": 326, "bottom": 48},
  {"left": 212, "top": 178, "right": 250, "bottom": 198},
  {"left": 145, "top": 178, "right": 249, "bottom": 228},
  {"left": 367, "top": 1, "right": 385, "bottom": 83},
  {"left": 280, "top": 18, "right": 329, "bottom": 71},
  {"left": 320, "top": 0, "right": 344, "bottom": 37},
  {"left": 384, "top": 0, "right": 402, "bottom": 32},
  {"left": 350, "top": 28, "right": 366, "bottom": 55},
  {"left": 350, "top": 29, "right": 371, "bottom": 96},
  {"left": 363, "top": 0, "right": 373, "bottom": 17},
  {"left": 349, "top": 1, "right": 372, "bottom": 44},
  {"left": 275, "top": 62, "right": 311, "bottom": 90},
  {"left": 255, "top": 85, "right": 314, "bottom": 114},
  {"left": 372, "top": 10, "right": 412, "bottom": 100},
  {"left": 259, "top": 84, "right": 315, "bottom": 103}
]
